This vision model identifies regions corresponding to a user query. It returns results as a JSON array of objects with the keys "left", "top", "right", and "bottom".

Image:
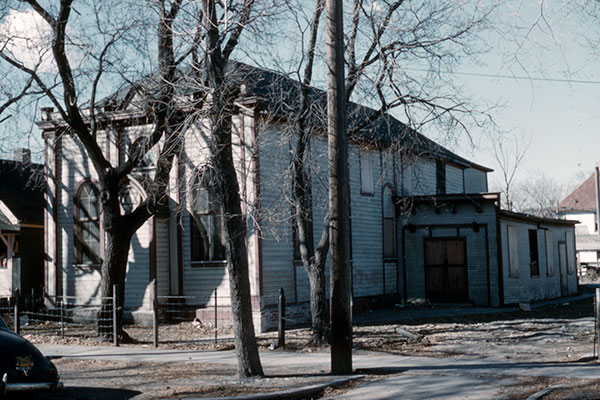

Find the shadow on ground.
[{"left": 14, "top": 387, "right": 141, "bottom": 400}]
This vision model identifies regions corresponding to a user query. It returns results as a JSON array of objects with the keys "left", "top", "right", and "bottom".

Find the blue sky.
[
  {"left": 2, "top": 0, "right": 598, "bottom": 191},
  {"left": 434, "top": 1, "right": 600, "bottom": 189}
]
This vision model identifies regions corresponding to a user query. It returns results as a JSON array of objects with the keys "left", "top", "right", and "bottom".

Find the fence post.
[
  {"left": 152, "top": 279, "right": 159, "bottom": 348},
  {"left": 278, "top": 287, "right": 285, "bottom": 349},
  {"left": 13, "top": 290, "right": 20, "bottom": 335},
  {"left": 60, "top": 296, "right": 65, "bottom": 338},
  {"left": 113, "top": 284, "right": 119, "bottom": 347},
  {"left": 214, "top": 288, "right": 218, "bottom": 345}
]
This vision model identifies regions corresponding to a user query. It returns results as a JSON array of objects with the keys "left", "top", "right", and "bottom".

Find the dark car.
[{"left": 0, "top": 315, "right": 62, "bottom": 396}]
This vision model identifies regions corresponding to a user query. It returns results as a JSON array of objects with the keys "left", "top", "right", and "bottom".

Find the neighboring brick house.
[
  {"left": 37, "top": 63, "right": 578, "bottom": 330},
  {"left": 0, "top": 150, "right": 45, "bottom": 297}
]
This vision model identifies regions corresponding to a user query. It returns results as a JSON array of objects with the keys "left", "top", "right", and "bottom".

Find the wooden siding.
[
  {"left": 350, "top": 146, "right": 385, "bottom": 297},
  {"left": 401, "top": 201, "right": 500, "bottom": 306},
  {"left": 0, "top": 264, "right": 11, "bottom": 296},
  {"left": 256, "top": 124, "right": 296, "bottom": 305},
  {"left": 499, "top": 219, "right": 577, "bottom": 304}
]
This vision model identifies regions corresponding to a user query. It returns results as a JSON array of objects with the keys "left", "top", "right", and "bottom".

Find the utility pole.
[{"left": 326, "top": 0, "right": 352, "bottom": 374}]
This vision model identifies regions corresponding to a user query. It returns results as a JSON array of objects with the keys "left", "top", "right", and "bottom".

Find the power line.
[{"left": 404, "top": 68, "right": 600, "bottom": 85}]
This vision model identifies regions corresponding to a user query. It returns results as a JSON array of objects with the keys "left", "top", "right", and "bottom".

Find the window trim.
[
  {"left": 545, "top": 230, "right": 554, "bottom": 277},
  {"left": 507, "top": 225, "right": 519, "bottom": 278},
  {"left": 189, "top": 169, "right": 226, "bottom": 267},
  {"left": 359, "top": 149, "right": 375, "bottom": 196},
  {"left": 528, "top": 229, "right": 540, "bottom": 277},
  {"left": 382, "top": 186, "right": 396, "bottom": 260}
]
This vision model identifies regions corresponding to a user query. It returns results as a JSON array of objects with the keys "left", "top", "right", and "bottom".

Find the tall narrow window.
[
  {"left": 545, "top": 230, "right": 554, "bottom": 276},
  {"left": 382, "top": 190, "right": 396, "bottom": 259},
  {"left": 360, "top": 149, "right": 374, "bottom": 195},
  {"left": 507, "top": 225, "right": 519, "bottom": 278},
  {"left": 74, "top": 182, "right": 101, "bottom": 266},
  {"left": 436, "top": 160, "right": 446, "bottom": 195},
  {"left": 191, "top": 170, "right": 226, "bottom": 265},
  {"left": 529, "top": 229, "right": 539, "bottom": 277}
]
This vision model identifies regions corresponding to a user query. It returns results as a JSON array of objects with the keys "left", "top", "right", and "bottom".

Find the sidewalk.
[{"left": 38, "top": 344, "right": 600, "bottom": 399}]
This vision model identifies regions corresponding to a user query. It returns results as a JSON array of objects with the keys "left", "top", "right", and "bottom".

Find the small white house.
[
  {"left": 37, "top": 63, "right": 579, "bottom": 330},
  {"left": 558, "top": 172, "right": 600, "bottom": 271}
]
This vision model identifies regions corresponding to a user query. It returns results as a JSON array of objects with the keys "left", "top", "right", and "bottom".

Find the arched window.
[
  {"left": 190, "top": 170, "right": 225, "bottom": 265},
  {"left": 74, "top": 181, "right": 101, "bottom": 266}
]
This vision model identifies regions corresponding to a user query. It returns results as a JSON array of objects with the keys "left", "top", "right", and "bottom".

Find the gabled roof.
[
  {"left": 558, "top": 173, "right": 596, "bottom": 213},
  {"left": 97, "top": 62, "right": 492, "bottom": 173},
  {"left": 0, "top": 160, "right": 44, "bottom": 226}
]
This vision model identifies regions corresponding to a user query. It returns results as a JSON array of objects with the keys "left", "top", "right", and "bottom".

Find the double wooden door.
[{"left": 425, "top": 238, "right": 468, "bottom": 302}]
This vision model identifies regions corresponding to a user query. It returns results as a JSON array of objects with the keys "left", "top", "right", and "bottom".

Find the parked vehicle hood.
[
  {"left": 0, "top": 329, "right": 44, "bottom": 360},
  {"left": 0, "top": 328, "right": 58, "bottom": 385}
]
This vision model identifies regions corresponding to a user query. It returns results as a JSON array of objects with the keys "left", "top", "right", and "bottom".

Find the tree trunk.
[
  {"left": 213, "top": 113, "right": 264, "bottom": 377},
  {"left": 99, "top": 217, "right": 134, "bottom": 341},
  {"left": 202, "top": 0, "right": 263, "bottom": 378},
  {"left": 306, "top": 262, "right": 328, "bottom": 344}
]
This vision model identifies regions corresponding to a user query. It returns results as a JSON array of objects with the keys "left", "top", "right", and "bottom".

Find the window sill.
[
  {"left": 191, "top": 261, "right": 227, "bottom": 268},
  {"left": 74, "top": 264, "right": 101, "bottom": 270}
]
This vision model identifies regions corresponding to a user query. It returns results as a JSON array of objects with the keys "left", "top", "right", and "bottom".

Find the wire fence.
[
  {"left": 0, "top": 283, "right": 292, "bottom": 348},
  {"left": 0, "top": 288, "right": 119, "bottom": 344}
]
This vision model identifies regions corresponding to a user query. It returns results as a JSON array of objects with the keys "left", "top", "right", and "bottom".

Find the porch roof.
[{"left": 0, "top": 208, "right": 19, "bottom": 233}]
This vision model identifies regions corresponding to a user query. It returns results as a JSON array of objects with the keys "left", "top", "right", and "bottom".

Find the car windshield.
[{"left": 0, "top": 315, "right": 9, "bottom": 330}]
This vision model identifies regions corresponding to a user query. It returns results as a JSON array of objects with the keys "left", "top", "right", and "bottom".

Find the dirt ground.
[
  {"left": 24, "top": 358, "right": 341, "bottom": 400},
  {"left": 14, "top": 293, "right": 600, "bottom": 399}
]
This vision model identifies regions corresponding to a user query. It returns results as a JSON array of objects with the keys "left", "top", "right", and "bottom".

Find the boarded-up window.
[
  {"left": 507, "top": 226, "right": 519, "bottom": 278},
  {"left": 360, "top": 149, "right": 374, "bottom": 195},
  {"left": 567, "top": 230, "right": 575, "bottom": 274},
  {"left": 383, "top": 190, "right": 395, "bottom": 258},
  {"left": 436, "top": 160, "right": 446, "bottom": 195},
  {"left": 74, "top": 182, "right": 102, "bottom": 266},
  {"left": 545, "top": 231, "right": 554, "bottom": 276},
  {"left": 529, "top": 229, "right": 539, "bottom": 277}
]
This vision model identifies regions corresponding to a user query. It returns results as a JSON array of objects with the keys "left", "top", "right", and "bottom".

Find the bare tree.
[
  {"left": 194, "top": 0, "right": 264, "bottom": 378},
  {"left": 490, "top": 131, "right": 531, "bottom": 210},
  {"left": 0, "top": 0, "right": 189, "bottom": 340},
  {"left": 0, "top": 2, "right": 264, "bottom": 378},
  {"left": 513, "top": 170, "right": 567, "bottom": 218},
  {"left": 278, "top": 0, "right": 498, "bottom": 345}
]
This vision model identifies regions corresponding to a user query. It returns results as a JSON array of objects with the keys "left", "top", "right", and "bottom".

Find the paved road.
[{"left": 38, "top": 344, "right": 600, "bottom": 399}]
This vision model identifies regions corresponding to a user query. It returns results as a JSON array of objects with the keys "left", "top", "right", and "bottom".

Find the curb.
[{"left": 178, "top": 375, "right": 364, "bottom": 400}]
